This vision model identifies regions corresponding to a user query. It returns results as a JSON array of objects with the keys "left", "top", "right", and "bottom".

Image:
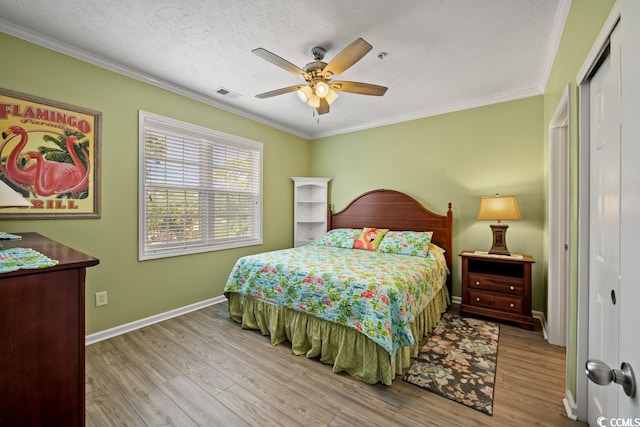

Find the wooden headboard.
[{"left": 328, "top": 189, "right": 453, "bottom": 295}]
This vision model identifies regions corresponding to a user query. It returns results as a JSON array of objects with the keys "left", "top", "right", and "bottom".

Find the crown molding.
[
  {"left": 309, "top": 85, "right": 544, "bottom": 140},
  {"left": 0, "top": 20, "right": 310, "bottom": 139},
  {"left": 539, "top": 0, "right": 572, "bottom": 91},
  {"left": 1, "top": 19, "right": 549, "bottom": 141}
]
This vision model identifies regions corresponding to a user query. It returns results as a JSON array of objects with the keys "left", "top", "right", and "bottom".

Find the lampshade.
[
  {"left": 324, "top": 88, "right": 339, "bottom": 105},
  {"left": 0, "top": 180, "right": 31, "bottom": 208},
  {"left": 298, "top": 82, "right": 338, "bottom": 109},
  {"left": 477, "top": 195, "right": 522, "bottom": 222},
  {"left": 306, "top": 93, "right": 320, "bottom": 108},
  {"left": 297, "top": 85, "right": 312, "bottom": 102},
  {"left": 477, "top": 194, "right": 521, "bottom": 256}
]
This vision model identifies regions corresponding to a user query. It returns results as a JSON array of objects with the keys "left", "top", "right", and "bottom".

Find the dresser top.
[
  {"left": 0, "top": 232, "right": 99, "bottom": 277},
  {"left": 459, "top": 250, "right": 535, "bottom": 263}
]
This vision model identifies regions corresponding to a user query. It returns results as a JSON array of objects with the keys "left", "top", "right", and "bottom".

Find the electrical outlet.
[{"left": 95, "top": 291, "right": 108, "bottom": 307}]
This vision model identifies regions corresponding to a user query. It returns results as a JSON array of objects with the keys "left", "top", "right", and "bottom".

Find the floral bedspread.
[{"left": 224, "top": 245, "right": 449, "bottom": 355}]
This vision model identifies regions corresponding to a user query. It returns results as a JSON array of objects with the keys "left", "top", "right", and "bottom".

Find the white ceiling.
[{"left": 0, "top": 0, "right": 569, "bottom": 139}]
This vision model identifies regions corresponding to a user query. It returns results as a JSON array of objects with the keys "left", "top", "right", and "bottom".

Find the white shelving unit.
[{"left": 292, "top": 177, "right": 331, "bottom": 247}]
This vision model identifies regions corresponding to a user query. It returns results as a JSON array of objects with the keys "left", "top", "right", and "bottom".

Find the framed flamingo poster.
[{"left": 0, "top": 88, "right": 101, "bottom": 218}]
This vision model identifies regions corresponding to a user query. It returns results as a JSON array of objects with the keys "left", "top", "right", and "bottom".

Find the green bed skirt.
[{"left": 226, "top": 286, "right": 450, "bottom": 385}]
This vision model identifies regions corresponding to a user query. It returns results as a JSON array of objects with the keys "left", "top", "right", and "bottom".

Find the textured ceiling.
[{"left": 0, "top": 0, "right": 569, "bottom": 139}]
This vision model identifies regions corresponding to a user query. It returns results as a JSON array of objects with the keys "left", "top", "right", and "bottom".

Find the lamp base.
[{"left": 488, "top": 223, "right": 511, "bottom": 256}]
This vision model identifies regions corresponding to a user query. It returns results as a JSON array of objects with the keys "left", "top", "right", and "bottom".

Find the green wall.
[
  {"left": 311, "top": 96, "right": 545, "bottom": 307},
  {"left": 542, "top": 0, "right": 617, "bottom": 398},
  {"left": 0, "top": 1, "right": 617, "bottom": 380},
  {"left": 0, "top": 33, "right": 310, "bottom": 334},
  {"left": 309, "top": 0, "right": 616, "bottom": 401}
]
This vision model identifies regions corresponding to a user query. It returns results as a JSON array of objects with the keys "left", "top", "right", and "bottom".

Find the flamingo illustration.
[
  {"left": 2, "top": 127, "right": 90, "bottom": 196},
  {"left": 24, "top": 151, "right": 78, "bottom": 196},
  {"left": 62, "top": 135, "right": 89, "bottom": 193},
  {"left": 4, "top": 126, "right": 37, "bottom": 185},
  {"left": 23, "top": 137, "right": 88, "bottom": 197},
  {"left": 353, "top": 228, "right": 380, "bottom": 250}
]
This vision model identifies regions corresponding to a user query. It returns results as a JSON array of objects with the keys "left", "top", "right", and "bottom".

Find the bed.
[{"left": 224, "top": 189, "right": 453, "bottom": 385}]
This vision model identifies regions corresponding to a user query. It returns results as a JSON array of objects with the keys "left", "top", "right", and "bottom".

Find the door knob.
[{"left": 585, "top": 359, "right": 636, "bottom": 397}]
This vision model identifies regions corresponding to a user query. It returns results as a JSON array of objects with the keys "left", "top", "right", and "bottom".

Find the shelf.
[
  {"left": 292, "top": 177, "right": 331, "bottom": 247},
  {"left": 467, "top": 258, "right": 524, "bottom": 278}
]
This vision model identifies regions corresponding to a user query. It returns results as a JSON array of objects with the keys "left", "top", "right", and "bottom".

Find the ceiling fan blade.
[
  {"left": 317, "top": 98, "right": 330, "bottom": 115},
  {"left": 255, "top": 85, "right": 303, "bottom": 99},
  {"left": 331, "top": 81, "right": 388, "bottom": 96},
  {"left": 252, "top": 48, "right": 310, "bottom": 79},
  {"left": 322, "top": 38, "right": 372, "bottom": 77}
]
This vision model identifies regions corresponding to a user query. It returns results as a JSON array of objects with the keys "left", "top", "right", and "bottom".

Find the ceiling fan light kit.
[
  {"left": 253, "top": 38, "right": 388, "bottom": 116},
  {"left": 324, "top": 88, "right": 339, "bottom": 104},
  {"left": 315, "top": 80, "right": 329, "bottom": 97},
  {"left": 297, "top": 85, "right": 312, "bottom": 102},
  {"left": 307, "top": 93, "right": 320, "bottom": 108}
]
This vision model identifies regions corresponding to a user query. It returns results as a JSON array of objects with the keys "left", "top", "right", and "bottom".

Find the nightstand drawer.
[
  {"left": 468, "top": 290, "right": 494, "bottom": 307},
  {"left": 494, "top": 294, "right": 522, "bottom": 313},
  {"left": 469, "top": 290, "right": 522, "bottom": 313},
  {"left": 468, "top": 273, "right": 523, "bottom": 295}
]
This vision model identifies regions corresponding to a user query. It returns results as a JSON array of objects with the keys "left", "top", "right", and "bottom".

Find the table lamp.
[
  {"left": 0, "top": 179, "right": 31, "bottom": 209},
  {"left": 477, "top": 194, "right": 521, "bottom": 255}
]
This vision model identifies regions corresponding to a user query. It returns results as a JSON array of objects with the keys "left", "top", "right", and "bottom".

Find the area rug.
[{"left": 403, "top": 313, "right": 500, "bottom": 415}]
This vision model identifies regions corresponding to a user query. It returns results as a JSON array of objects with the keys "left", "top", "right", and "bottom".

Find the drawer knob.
[
  {"left": 476, "top": 297, "right": 481, "bottom": 302},
  {"left": 510, "top": 303, "right": 514, "bottom": 308},
  {"left": 475, "top": 281, "right": 480, "bottom": 286},
  {"left": 510, "top": 286, "right": 515, "bottom": 291}
]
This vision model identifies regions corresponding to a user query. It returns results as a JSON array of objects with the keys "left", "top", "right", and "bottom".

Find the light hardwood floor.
[{"left": 86, "top": 302, "right": 587, "bottom": 426}]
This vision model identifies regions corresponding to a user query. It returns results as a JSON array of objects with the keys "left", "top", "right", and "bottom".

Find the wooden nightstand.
[{"left": 459, "top": 250, "right": 535, "bottom": 330}]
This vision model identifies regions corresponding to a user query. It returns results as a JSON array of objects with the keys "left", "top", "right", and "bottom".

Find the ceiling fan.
[{"left": 252, "top": 38, "right": 388, "bottom": 115}]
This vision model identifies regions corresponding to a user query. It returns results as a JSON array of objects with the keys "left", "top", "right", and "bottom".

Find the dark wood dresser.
[
  {"left": 0, "top": 233, "right": 99, "bottom": 427},
  {"left": 459, "top": 250, "right": 535, "bottom": 330}
]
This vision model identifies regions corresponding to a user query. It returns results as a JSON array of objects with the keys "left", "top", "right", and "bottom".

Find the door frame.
[
  {"left": 548, "top": 85, "right": 570, "bottom": 348},
  {"left": 575, "top": 1, "right": 622, "bottom": 421}
]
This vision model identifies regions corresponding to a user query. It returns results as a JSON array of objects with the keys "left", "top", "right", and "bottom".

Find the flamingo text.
[
  {"left": 0, "top": 103, "right": 91, "bottom": 133},
  {"left": 28, "top": 199, "right": 79, "bottom": 210}
]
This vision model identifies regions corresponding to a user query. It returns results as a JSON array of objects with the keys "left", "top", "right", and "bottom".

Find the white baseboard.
[
  {"left": 532, "top": 310, "right": 548, "bottom": 340},
  {"left": 563, "top": 390, "right": 578, "bottom": 420},
  {"left": 85, "top": 295, "right": 227, "bottom": 345},
  {"left": 85, "top": 296, "right": 547, "bottom": 346}
]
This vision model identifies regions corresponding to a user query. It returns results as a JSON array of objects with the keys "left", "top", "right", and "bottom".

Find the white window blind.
[{"left": 139, "top": 111, "right": 262, "bottom": 260}]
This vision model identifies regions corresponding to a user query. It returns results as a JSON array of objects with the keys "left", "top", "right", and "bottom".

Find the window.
[{"left": 139, "top": 111, "right": 262, "bottom": 260}]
